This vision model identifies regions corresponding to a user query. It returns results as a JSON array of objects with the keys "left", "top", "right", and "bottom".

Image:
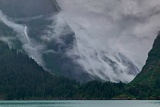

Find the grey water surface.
[{"left": 0, "top": 100, "right": 160, "bottom": 107}]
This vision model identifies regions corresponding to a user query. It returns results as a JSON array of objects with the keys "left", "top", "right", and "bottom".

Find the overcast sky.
[{"left": 57, "top": 0, "right": 160, "bottom": 69}]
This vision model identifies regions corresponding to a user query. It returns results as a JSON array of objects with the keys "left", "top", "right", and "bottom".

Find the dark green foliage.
[
  {"left": 1, "top": 31, "right": 160, "bottom": 100},
  {"left": 0, "top": 41, "right": 124, "bottom": 100},
  {"left": 76, "top": 81, "right": 125, "bottom": 99},
  {"left": 131, "top": 33, "right": 160, "bottom": 85},
  {"left": 0, "top": 41, "right": 78, "bottom": 100},
  {"left": 126, "top": 33, "right": 160, "bottom": 99}
]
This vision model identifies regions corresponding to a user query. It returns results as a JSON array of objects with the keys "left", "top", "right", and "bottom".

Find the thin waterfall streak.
[{"left": 24, "top": 26, "right": 30, "bottom": 44}]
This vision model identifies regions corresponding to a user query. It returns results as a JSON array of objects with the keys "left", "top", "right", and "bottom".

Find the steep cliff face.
[
  {"left": 0, "top": 0, "right": 139, "bottom": 83},
  {"left": 125, "top": 33, "right": 160, "bottom": 99},
  {"left": 0, "top": 0, "right": 92, "bottom": 82},
  {"left": 131, "top": 32, "right": 160, "bottom": 85}
]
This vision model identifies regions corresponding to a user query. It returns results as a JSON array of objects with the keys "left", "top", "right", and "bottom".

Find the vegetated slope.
[
  {"left": 0, "top": 41, "right": 78, "bottom": 100},
  {"left": 0, "top": 41, "right": 124, "bottom": 100},
  {"left": 0, "top": 0, "right": 92, "bottom": 83},
  {"left": 126, "top": 32, "right": 160, "bottom": 99},
  {"left": 132, "top": 33, "right": 160, "bottom": 85}
]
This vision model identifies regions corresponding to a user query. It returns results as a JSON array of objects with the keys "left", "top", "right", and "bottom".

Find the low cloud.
[
  {"left": 1, "top": 0, "right": 160, "bottom": 82},
  {"left": 0, "top": 10, "right": 74, "bottom": 74},
  {"left": 0, "top": 10, "right": 45, "bottom": 66},
  {"left": 57, "top": 0, "right": 160, "bottom": 69}
]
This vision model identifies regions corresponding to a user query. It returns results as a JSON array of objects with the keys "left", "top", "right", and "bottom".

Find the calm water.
[{"left": 0, "top": 100, "right": 160, "bottom": 107}]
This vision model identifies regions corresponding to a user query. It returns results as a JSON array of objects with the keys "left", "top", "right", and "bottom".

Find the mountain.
[
  {"left": 0, "top": 0, "right": 139, "bottom": 83},
  {"left": 0, "top": 0, "right": 92, "bottom": 83},
  {"left": 0, "top": 41, "right": 78, "bottom": 100},
  {"left": 126, "top": 32, "right": 160, "bottom": 99},
  {"left": 66, "top": 23, "right": 139, "bottom": 83},
  {"left": 0, "top": 41, "right": 123, "bottom": 100},
  {"left": 131, "top": 32, "right": 160, "bottom": 85}
]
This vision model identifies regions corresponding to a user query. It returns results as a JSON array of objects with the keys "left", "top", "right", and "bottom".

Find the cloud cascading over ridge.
[
  {"left": 57, "top": 0, "right": 160, "bottom": 70},
  {"left": 1, "top": 0, "right": 160, "bottom": 83}
]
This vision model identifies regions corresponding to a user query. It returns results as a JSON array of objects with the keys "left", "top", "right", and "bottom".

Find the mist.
[
  {"left": 57, "top": 0, "right": 160, "bottom": 70},
  {"left": 1, "top": 0, "right": 160, "bottom": 83}
]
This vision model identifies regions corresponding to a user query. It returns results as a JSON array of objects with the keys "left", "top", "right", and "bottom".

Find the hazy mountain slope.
[
  {"left": 0, "top": 41, "right": 125, "bottom": 100},
  {"left": 0, "top": 0, "right": 92, "bottom": 82},
  {"left": 65, "top": 23, "right": 139, "bottom": 83},
  {"left": 0, "top": 0, "right": 139, "bottom": 83},
  {"left": 0, "top": 41, "right": 83, "bottom": 100}
]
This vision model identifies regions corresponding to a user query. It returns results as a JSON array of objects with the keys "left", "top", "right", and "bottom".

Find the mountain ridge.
[
  {"left": 123, "top": 32, "right": 160, "bottom": 99},
  {"left": 0, "top": 0, "right": 142, "bottom": 83},
  {"left": 0, "top": 31, "right": 160, "bottom": 100},
  {"left": 131, "top": 32, "right": 160, "bottom": 85}
]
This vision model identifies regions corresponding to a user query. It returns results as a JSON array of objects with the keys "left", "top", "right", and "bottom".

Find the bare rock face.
[{"left": 0, "top": 0, "right": 60, "bottom": 18}]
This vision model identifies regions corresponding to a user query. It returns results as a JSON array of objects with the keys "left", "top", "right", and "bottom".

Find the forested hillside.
[
  {"left": 0, "top": 41, "right": 123, "bottom": 100},
  {"left": 0, "top": 42, "right": 75, "bottom": 99},
  {"left": 1, "top": 31, "right": 160, "bottom": 100},
  {"left": 125, "top": 33, "right": 160, "bottom": 99}
]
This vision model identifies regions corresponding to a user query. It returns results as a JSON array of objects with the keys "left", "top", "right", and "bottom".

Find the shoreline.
[{"left": 0, "top": 98, "right": 160, "bottom": 100}]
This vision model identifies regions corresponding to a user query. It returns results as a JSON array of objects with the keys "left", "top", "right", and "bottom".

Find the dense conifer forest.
[
  {"left": 0, "top": 32, "right": 160, "bottom": 100},
  {"left": 0, "top": 42, "right": 124, "bottom": 100}
]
